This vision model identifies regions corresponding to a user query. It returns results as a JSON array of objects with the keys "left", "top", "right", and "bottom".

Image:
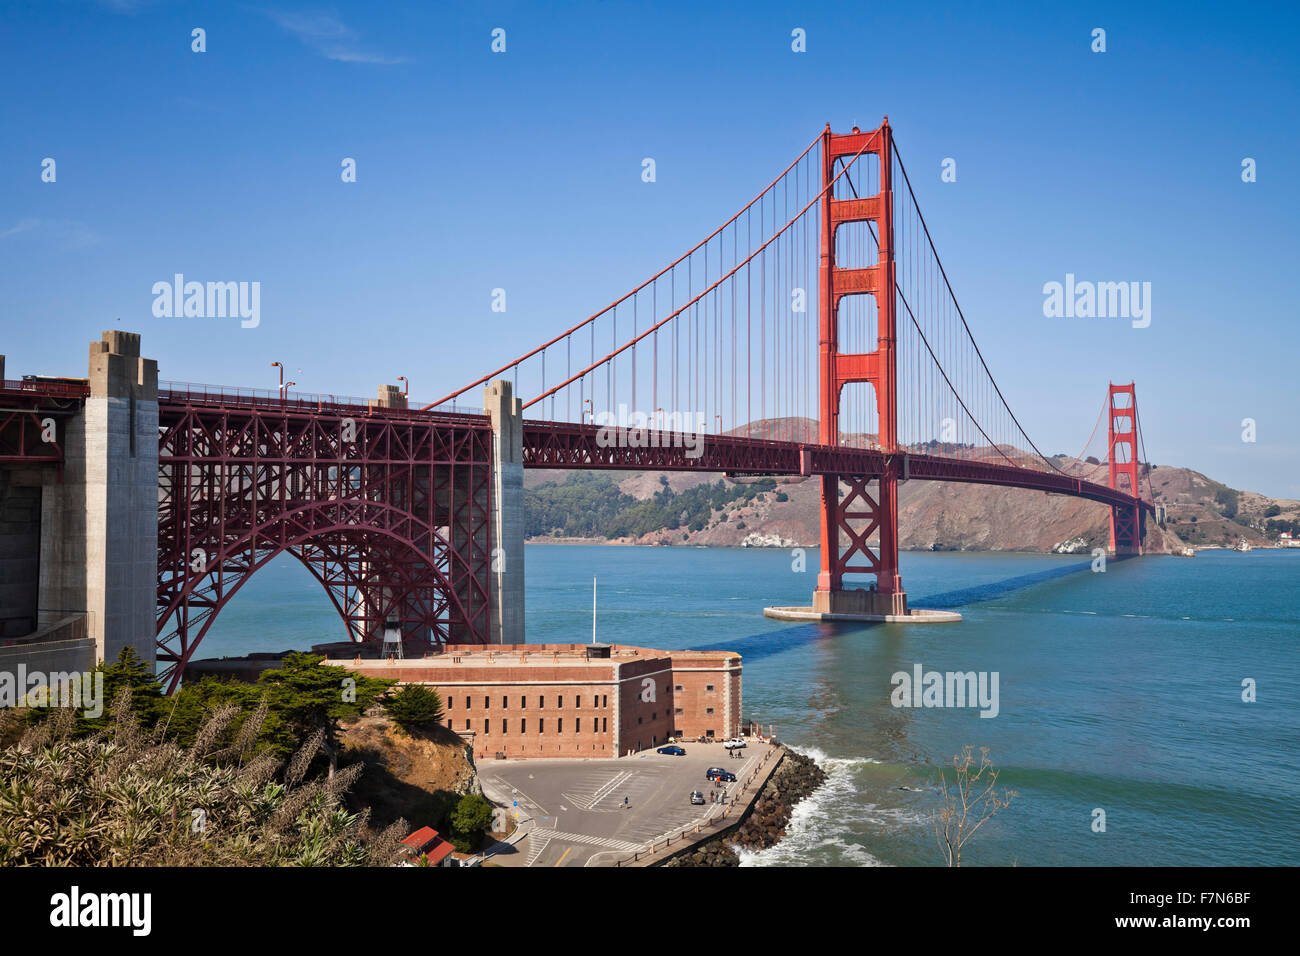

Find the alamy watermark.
[
  {"left": 890, "top": 663, "right": 1000, "bottom": 718},
  {"left": 594, "top": 405, "right": 706, "bottom": 459},
  {"left": 0, "top": 665, "right": 104, "bottom": 718},
  {"left": 1042, "top": 273, "right": 1150, "bottom": 328},
  {"left": 152, "top": 274, "right": 260, "bottom": 328}
]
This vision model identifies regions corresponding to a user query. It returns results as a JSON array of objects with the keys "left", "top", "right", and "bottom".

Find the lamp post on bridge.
[
  {"left": 397, "top": 376, "right": 409, "bottom": 397},
  {"left": 271, "top": 361, "right": 284, "bottom": 402}
]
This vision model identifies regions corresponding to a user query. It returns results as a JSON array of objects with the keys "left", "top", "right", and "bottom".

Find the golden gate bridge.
[{"left": 73, "top": 117, "right": 1152, "bottom": 689}]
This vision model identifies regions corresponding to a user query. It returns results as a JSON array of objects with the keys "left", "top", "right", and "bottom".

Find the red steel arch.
[{"left": 156, "top": 388, "right": 494, "bottom": 691}]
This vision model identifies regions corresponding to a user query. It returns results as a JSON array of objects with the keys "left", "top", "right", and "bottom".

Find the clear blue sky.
[{"left": 2, "top": 0, "right": 1297, "bottom": 497}]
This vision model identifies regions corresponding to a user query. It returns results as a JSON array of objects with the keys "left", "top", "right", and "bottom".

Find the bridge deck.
[{"left": 518, "top": 420, "right": 1152, "bottom": 514}]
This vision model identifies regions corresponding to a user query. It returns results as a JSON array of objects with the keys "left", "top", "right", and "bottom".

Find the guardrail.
[{"left": 159, "top": 380, "right": 487, "bottom": 421}]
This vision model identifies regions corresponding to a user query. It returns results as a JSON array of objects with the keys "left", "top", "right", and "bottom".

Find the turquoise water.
[{"left": 202, "top": 545, "right": 1300, "bottom": 867}]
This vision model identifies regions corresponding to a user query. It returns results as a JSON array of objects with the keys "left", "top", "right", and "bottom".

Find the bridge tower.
[
  {"left": 812, "top": 119, "right": 908, "bottom": 617},
  {"left": 1107, "top": 382, "right": 1143, "bottom": 555}
]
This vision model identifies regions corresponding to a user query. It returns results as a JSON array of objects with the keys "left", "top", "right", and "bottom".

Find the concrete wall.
[
  {"left": 39, "top": 332, "right": 158, "bottom": 667},
  {"left": 484, "top": 380, "right": 524, "bottom": 644},
  {"left": 0, "top": 467, "right": 42, "bottom": 637}
]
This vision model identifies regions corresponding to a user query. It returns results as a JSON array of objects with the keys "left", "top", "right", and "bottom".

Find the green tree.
[
  {"left": 24, "top": 647, "right": 166, "bottom": 735},
  {"left": 383, "top": 684, "right": 445, "bottom": 734},
  {"left": 449, "top": 793, "right": 494, "bottom": 852},
  {"left": 256, "top": 653, "right": 393, "bottom": 776},
  {"left": 93, "top": 647, "right": 166, "bottom": 729}
]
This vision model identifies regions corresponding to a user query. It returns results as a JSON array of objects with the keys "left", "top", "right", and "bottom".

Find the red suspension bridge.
[{"left": 137, "top": 118, "right": 1153, "bottom": 688}]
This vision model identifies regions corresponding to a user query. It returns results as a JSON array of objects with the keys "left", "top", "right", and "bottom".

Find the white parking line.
[{"left": 530, "top": 829, "right": 642, "bottom": 852}]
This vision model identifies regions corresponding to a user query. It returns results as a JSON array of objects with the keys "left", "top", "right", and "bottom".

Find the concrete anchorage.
[
  {"left": 485, "top": 379, "right": 524, "bottom": 644},
  {"left": 38, "top": 332, "right": 159, "bottom": 668}
]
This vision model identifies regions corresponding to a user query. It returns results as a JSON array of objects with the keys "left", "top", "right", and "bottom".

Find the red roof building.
[{"left": 400, "top": 827, "right": 456, "bottom": 867}]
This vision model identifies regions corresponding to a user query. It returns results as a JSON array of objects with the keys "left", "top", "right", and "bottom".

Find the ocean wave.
[{"left": 739, "top": 748, "right": 910, "bottom": 867}]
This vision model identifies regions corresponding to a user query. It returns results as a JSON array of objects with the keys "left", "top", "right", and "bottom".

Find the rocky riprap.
[{"left": 664, "top": 748, "right": 826, "bottom": 867}]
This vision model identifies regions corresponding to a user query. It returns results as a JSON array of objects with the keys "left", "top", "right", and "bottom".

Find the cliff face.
[
  {"left": 524, "top": 459, "right": 1299, "bottom": 555},
  {"left": 339, "top": 714, "right": 481, "bottom": 830}
]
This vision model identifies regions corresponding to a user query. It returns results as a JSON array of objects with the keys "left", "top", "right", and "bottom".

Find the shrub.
[
  {"left": 383, "top": 685, "right": 445, "bottom": 733},
  {"left": 0, "top": 694, "right": 406, "bottom": 866},
  {"left": 449, "top": 793, "right": 494, "bottom": 852}
]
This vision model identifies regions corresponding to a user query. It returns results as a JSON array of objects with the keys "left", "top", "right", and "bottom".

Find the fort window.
[
  {"left": 502, "top": 695, "right": 508, "bottom": 708},
  {"left": 675, "top": 707, "right": 683, "bottom": 716},
  {"left": 706, "top": 707, "right": 714, "bottom": 715},
  {"left": 558, "top": 717, "right": 563, "bottom": 733},
  {"left": 521, "top": 695, "right": 526, "bottom": 708},
  {"left": 521, "top": 717, "right": 527, "bottom": 733},
  {"left": 556, "top": 695, "right": 562, "bottom": 708},
  {"left": 706, "top": 684, "right": 715, "bottom": 692}
]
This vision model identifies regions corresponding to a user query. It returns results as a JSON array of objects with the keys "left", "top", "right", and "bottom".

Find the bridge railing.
[{"left": 159, "top": 380, "right": 486, "bottom": 421}]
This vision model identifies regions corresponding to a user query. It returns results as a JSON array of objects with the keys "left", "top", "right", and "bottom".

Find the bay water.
[{"left": 201, "top": 545, "right": 1300, "bottom": 866}]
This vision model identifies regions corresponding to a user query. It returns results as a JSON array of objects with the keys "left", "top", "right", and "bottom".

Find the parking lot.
[{"left": 478, "top": 741, "right": 776, "bottom": 866}]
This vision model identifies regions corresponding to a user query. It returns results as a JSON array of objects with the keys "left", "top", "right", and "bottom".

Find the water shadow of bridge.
[{"left": 688, "top": 556, "right": 1108, "bottom": 663}]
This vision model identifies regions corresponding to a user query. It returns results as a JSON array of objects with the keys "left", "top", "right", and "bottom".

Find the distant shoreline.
[{"left": 526, "top": 537, "right": 1299, "bottom": 554}]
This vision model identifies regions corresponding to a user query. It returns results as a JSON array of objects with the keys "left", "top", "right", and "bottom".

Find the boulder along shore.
[{"left": 663, "top": 747, "right": 827, "bottom": 867}]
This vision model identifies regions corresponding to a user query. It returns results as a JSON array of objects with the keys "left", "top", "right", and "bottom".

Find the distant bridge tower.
[
  {"left": 1107, "top": 382, "right": 1143, "bottom": 555},
  {"left": 813, "top": 118, "right": 907, "bottom": 617}
]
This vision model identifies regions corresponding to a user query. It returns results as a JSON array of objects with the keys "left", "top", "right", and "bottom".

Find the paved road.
[{"left": 479, "top": 743, "right": 773, "bottom": 867}]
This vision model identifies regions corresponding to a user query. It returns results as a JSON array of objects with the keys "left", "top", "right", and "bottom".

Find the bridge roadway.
[{"left": 520, "top": 419, "right": 1154, "bottom": 515}]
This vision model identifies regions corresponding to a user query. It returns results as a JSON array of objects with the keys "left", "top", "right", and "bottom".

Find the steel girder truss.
[
  {"left": 156, "top": 399, "right": 493, "bottom": 691},
  {"left": 0, "top": 387, "right": 82, "bottom": 472}
]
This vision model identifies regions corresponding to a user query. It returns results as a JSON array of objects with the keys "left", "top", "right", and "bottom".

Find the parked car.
[
  {"left": 723, "top": 738, "right": 747, "bottom": 750},
  {"left": 657, "top": 745, "right": 686, "bottom": 756},
  {"left": 690, "top": 791, "right": 705, "bottom": 805},
  {"left": 706, "top": 768, "right": 736, "bottom": 783}
]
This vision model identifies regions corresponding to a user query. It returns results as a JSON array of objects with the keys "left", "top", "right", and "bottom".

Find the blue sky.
[{"left": 2, "top": 0, "right": 1297, "bottom": 496}]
